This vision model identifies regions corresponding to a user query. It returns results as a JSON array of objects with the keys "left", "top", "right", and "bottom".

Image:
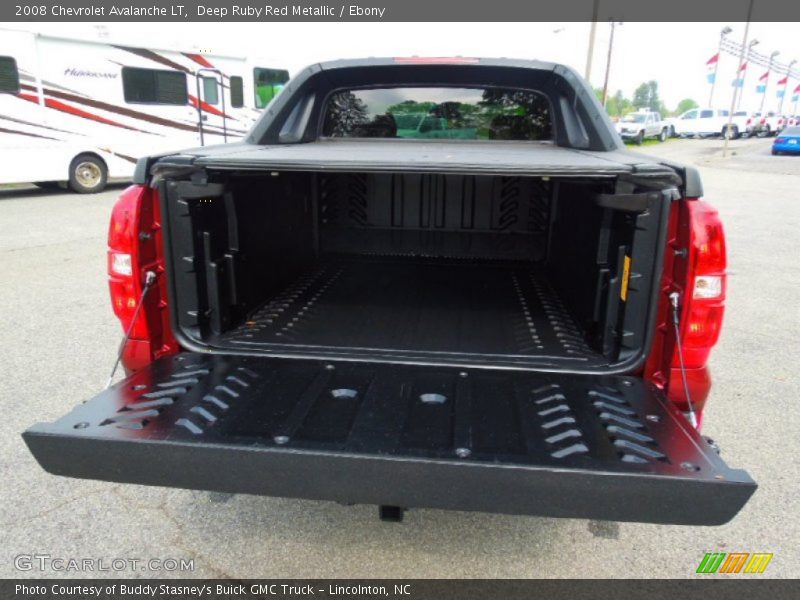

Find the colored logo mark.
[{"left": 696, "top": 552, "right": 773, "bottom": 574}]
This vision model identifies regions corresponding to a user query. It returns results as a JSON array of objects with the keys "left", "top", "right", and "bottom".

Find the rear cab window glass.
[
  {"left": 254, "top": 68, "right": 289, "bottom": 109},
  {"left": 230, "top": 76, "right": 244, "bottom": 108},
  {"left": 0, "top": 56, "right": 20, "bottom": 93},
  {"left": 122, "top": 67, "right": 187, "bottom": 105},
  {"left": 321, "top": 87, "right": 552, "bottom": 141}
]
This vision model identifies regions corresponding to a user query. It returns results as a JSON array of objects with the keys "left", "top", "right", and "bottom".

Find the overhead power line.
[{"left": 720, "top": 38, "right": 799, "bottom": 78}]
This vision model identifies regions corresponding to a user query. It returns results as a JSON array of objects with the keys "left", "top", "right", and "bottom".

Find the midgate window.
[{"left": 322, "top": 87, "right": 553, "bottom": 141}]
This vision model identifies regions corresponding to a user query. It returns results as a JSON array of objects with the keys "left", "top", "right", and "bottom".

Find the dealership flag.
[
  {"left": 706, "top": 53, "right": 720, "bottom": 83},
  {"left": 794, "top": 84, "right": 800, "bottom": 102},
  {"left": 756, "top": 71, "right": 769, "bottom": 93},
  {"left": 732, "top": 62, "right": 747, "bottom": 87},
  {"left": 776, "top": 75, "right": 789, "bottom": 98}
]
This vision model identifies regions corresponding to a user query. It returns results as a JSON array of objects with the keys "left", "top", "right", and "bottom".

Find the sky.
[{"left": 10, "top": 21, "right": 800, "bottom": 113}]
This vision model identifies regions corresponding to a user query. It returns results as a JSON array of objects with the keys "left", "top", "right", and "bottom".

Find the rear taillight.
[
  {"left": 746, "top": 118, "right": 752, "bottom": 125},
  {"left": 775, "top": 137, "right": 786, "bottom": 144},
  {"left": 674, "top": 201, "right": 726, "bottom": 369},
  {"left": 644, "top": 198, "right": 726, "bottom": 416},
  {"left": 108, "top": 184, "right": 178, "bottom": 372}
]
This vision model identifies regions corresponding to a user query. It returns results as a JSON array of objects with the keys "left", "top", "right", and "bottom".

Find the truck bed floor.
[{"left": 213, "top": 257, "right": 607, "bottom": 369}]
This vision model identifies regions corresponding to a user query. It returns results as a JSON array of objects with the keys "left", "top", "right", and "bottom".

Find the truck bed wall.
[{"left": 163, "top": 170, "right": 667, "bottom": 370}]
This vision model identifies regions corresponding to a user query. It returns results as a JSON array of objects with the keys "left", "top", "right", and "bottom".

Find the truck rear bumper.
[{"left": 24, "top": 354, "right": 756, "bottom": 525}]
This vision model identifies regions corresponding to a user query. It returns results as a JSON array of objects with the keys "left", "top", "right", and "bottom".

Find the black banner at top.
[{"left": 3, "top": 0, "right": 800, "bottom": 22}]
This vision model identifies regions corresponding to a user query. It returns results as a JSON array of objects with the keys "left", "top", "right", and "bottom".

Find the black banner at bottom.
[{"left": 3, "top": 579, "right": 797, "bottom": 600}]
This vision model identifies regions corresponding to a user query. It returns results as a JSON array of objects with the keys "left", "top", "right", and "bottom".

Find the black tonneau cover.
[{"left": 186, "top": 139, "right": 678, "bottom": 178}]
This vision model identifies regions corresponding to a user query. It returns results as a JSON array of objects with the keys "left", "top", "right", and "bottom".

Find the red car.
[{"left": 23, "top": 58, "right": 755, "bottom": 525}]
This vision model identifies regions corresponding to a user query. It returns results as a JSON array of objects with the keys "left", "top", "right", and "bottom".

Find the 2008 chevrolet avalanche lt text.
[{"left": 23, "top": 58, "right": 756, "bottom": 525}]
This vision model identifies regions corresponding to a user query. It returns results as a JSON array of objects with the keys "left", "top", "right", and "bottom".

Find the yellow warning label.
[{"left": 620, "top": 255, "right": 631, "bottom": 301}]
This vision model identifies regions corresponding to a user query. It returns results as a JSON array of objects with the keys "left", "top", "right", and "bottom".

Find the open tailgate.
[{"left": 23, "top": 353, "right": 755, "bottom": 525}]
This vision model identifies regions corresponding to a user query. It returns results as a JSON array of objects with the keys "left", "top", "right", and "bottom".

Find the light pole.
[
  {"left": 737, "top": 39, "right": 759, "bottom": 110},
  {"left": 585, "top": 0, "right": 599, "bottom": 80},
  {"left": 709, "top": 26, "right": 732, "bottom": 107},
  {"left": 722, "top": 0, "right": 753, "bottom": 158},
  {"left": 601, "top": 21, "right": 621, "bottom": 107},
  {"left": 759, "top": 51, "right": 780, "bottom": 114},
  {"left": 778, "top": 59, "right": 797, "bottom": 114}
]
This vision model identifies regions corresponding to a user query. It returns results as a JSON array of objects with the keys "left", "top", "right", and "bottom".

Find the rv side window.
[
  {"left": 0, "top": 56, "right": 20, "bottom": 94},
  {"left": 230, "top": 76, "right": 244, "bottom": 108},
  {"left": 122, "top": 67, "right": 187, "bottom": 105},
  {"left": 201, "top": 76, "right": 219, "bottom": 105},
  {"left": 254, "top": 68, "right": 289, "bottom": 109}
]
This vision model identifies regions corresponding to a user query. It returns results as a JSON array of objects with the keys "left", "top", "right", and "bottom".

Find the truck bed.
[{"left": 209, "top": 257, "right": 607, "bottom": 370}]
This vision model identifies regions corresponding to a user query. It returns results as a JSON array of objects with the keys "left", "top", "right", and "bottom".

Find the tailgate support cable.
[
  {"left": 669, "top": 291, "right": 698, "bottom": 428},
  {"left": 105, "top": 271, "right": 157, "bottom": 389}
]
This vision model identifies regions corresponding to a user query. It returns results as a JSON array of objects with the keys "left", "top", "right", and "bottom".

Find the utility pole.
[
  {"left": 709, "top": 26, "right": 732, "bottom": 107},
  {"left": 584, "top": 0, "right": 599, "bottom": 80},
  {"left": 737, "top": 39, "right": 759, "bottom": 110},
  {"left": 759, "top": 51, "right": 780, "bottom": 114},
  {"left": 778, "top": 59, "right": 797, "bottom": 114},
  {"left": 723, "top": 0, "right": 753, "bottom": 158},
  {"left": 601, "top": 21, "right": 620, "bottom": 107}
]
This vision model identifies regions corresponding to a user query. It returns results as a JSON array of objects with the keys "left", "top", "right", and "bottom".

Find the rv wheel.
[{"left": 69, "top": 154, "right": 107, "bottom": 194}]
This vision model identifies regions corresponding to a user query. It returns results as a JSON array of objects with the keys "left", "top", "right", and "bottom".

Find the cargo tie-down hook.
[{"left": 105, "top": 271, "right": 157, "bottom": 389}]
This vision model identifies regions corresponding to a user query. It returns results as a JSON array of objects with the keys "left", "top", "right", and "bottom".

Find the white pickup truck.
[
  {"left": 752, "top": 111, "right": 783, "bottom": 137},
  {"left": 615, "top": 111, "right": 668, "bottom": 144},
  {"left": 667, "top": 108, "right": 747, "bottom": 139}
]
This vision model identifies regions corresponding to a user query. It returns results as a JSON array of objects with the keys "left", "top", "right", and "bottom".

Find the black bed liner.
[
  {"left": 23, "top": 353, "right": 755, "bottom": 525},
  {"left": 209, "top": 257, "right": 607, "bottom": 370}
]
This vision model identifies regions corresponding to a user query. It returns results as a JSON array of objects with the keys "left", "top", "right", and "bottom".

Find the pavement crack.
[{"left": 0, "top": 488, "right": 108, "bottom": 528}]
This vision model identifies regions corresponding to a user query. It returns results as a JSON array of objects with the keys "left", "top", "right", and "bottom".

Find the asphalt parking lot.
[{"left": 1, "top": 137, "right": 798, "bottom": 579}]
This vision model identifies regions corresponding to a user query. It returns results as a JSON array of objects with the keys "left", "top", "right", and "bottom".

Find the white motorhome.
[{"left": 0, "top": 29, "right": 289, "bottom": 192}]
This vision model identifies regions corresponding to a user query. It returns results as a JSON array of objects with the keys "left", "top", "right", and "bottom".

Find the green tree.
[
  {"left": 675, "top": 98, "right": 699, "bottom": 116},
  {"left": 595, "top": 88, "right": 633, "bottom": 118},
  {"left": 323, "top": 91, "right": 369, "bottom": 136},
  {"left": 633, "top": 80, "right": 663, "bottom": 113},
  {"left": 611, "top": 90, "right": 634, "bottom": 117}
]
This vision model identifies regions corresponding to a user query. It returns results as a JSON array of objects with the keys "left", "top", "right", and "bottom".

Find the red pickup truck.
[{"left": 24, "top": 58, "right": 755, "bottom": 525}]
